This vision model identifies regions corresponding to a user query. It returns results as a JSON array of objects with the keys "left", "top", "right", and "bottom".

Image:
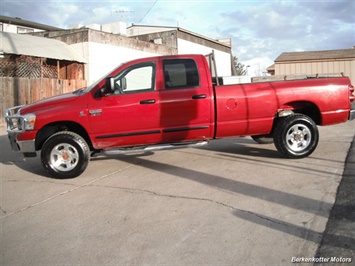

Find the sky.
[{"left": 1, "top": 0, "right": 354, "bottom": 75}]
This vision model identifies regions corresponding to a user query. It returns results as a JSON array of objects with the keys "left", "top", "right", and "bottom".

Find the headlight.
[
  {"left": 6, "top": 117, "right": 22, "bottom": 131},
  {"left": 5, "top": 106, "right": 35, "bottom": 132},
  {"left": 23, "top": 113, "right": 36, "bottom": 130}
]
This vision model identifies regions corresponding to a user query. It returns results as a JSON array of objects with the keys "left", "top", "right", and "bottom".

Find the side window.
[
  {"left": 163, "top": 59, "right": 199, "bottom": 89},
  {"left": 17, "top": 27, "right": 34, "bottom": 33},
  {"left": 113, "top": 62, "right": 155, "bottom": 94}
]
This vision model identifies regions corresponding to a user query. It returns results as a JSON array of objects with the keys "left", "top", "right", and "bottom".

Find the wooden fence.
[{"left": 0, "top": 77, "right": 87, "bottom": 123}]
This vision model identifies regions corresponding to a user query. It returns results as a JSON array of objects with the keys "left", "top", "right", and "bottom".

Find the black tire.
[
  {"left": 273, "top": 114, "right": 319, "bottom": 158},
  {"left": 251, "top": 134, "right": 274, "bottom": 144},
  {"left": 41, "top": 131, "right": 90, "bottom": 179}
]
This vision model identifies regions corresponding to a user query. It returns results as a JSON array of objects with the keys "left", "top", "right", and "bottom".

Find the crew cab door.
[
  {"left": 88, "top": 61, "right": 160, "bottom": 149},
  {"left": 159, "top": 58, "right": 214, "bottom": 142}
]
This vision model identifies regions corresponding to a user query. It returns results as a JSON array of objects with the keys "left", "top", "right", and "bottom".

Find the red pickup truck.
[{"left": 5, "top": 54, "right": 355, "bottom": 178}]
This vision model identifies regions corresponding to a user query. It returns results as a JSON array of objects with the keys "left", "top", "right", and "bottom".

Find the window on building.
[
  {"left": 153, "top": 38, "right": 162, "bottom": 45},
  {"left": 0, "top": 24, "right": 3, "bottom": 31},
  {"left": 17, "top": 27, "right": 34, "bottom": 34}
]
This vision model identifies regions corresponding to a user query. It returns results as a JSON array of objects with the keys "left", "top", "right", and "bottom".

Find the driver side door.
[{"left": 88, "top": 61, "right": 161, "bottom": 149}]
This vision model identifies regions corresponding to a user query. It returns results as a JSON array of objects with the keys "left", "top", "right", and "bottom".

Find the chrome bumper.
[
  {"left": 6, "top": 105, "right": 37, "bottom": 156},
  {"left": 8, "top": 131, "right": 36, "bottom": 154},
  {"left": 5, "top": 105, "right": 26, "bottom": 132},
  {"left": 350, "top": 109, "right": 355, "bottom": 120}
]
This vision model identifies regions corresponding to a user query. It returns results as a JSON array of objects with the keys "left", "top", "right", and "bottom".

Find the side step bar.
[{"left": 103, "top": 140, "right": 209, "bottom": 155}]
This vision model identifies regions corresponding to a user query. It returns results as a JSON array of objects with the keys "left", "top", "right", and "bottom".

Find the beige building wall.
[{"left": 275, "top": 59, "right": 355, "bottom": 86}]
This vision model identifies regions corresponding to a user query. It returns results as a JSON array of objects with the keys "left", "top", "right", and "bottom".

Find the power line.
[{"left": 138, "top": 0, "right": 158, "bottom": 23}]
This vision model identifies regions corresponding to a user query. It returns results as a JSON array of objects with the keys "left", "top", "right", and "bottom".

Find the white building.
[
  {"left": 33, "top": 28, "right": 176, "bottom": 84},
  {"left": 1, "top": 16, "right": 235, "bottom": 84},
  {"left": 35, "top": 22, "right": 234, "bottom": 84},
  {"left": 127, "top": 25, "right": 233, "bottom": 77}
]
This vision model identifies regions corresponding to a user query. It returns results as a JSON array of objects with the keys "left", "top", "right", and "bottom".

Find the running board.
[{"left": 103, "top": 140, "right": 209, "bottom": 155}]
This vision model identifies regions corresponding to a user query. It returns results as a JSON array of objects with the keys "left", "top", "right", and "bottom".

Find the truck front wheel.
[
  {"left": 41, "top": 131, "right": 90, "bottom": 178},
  {"left": 273, "top": 114, "right": 319, "bottom": 159}
]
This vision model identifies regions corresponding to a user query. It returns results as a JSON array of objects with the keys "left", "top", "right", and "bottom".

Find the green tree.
[{"left": 232, "top": 56, "right": 247, "bottom": 76}]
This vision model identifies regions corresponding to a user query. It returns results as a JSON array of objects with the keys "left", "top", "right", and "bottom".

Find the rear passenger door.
[{"left": 159, "top": 58, "right": 213, "bottom": 143}]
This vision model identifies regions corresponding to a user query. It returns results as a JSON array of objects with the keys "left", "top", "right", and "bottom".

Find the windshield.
[{"left": 79, "top": 63, "right": 124, "bottom": 93}]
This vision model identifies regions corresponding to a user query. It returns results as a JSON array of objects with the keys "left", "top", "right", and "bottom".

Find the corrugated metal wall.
[{"left": 275, "top": 60, "right": 355, "bottom": 86}]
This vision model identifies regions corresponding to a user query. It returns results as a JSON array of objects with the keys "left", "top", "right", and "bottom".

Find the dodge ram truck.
[{"left": 5, "top": 54, "right": 355, "bottom": 178}]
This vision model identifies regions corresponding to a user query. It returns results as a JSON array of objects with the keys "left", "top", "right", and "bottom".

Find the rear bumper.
[{"left": 350, "top": 109, "right": 355, "bottom": 120}]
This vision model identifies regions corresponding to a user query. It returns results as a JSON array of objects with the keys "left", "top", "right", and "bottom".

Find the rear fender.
[{"left": 278, "top": 101, "right": 321, "bottom": 125}]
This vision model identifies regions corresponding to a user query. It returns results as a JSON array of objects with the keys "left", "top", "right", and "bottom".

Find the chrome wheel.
[
  {"left": 273, "top": 114, "right": 319, "bottom": 158},
  {"left": 285, "top": 124, "right": 312, "bottom": 152},
  {"left": 50, "top": 143, "right": 79, "bottom": 172},
  {"left": 41, "top": 131, "right": 90, "bottom": 178}
]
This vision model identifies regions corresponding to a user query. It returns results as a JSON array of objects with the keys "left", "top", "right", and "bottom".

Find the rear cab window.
[{"left": 163, "top": 59, "right": 200, "bottom": 89}]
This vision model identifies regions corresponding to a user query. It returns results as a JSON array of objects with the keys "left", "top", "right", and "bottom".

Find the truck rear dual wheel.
[
  {"left": 41, "top": 131, "right": 90, "bottom": 179},
  {"left": 273, "top": 114, "right": 319, "bottom": 159}
]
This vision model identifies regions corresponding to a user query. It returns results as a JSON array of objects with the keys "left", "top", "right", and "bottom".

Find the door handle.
[
  {"left": 192, "top": 94, "right": 207, "bottom": 99},
  {"left": 140, "top": 99, "right": 156, "bottom": 104}
]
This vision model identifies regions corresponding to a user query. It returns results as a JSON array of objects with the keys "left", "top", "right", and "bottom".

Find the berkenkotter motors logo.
[{"left": 291, "top": 257, "right": 352, "bottom": 263}]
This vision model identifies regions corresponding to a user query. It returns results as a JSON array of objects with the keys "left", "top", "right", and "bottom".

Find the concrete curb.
[{"left": 315, "top": 133, "right": 355, "bottom": 263}]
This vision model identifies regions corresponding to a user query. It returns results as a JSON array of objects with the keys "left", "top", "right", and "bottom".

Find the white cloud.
[
  {"left": 1, "top": 0, "right": 353, "bottom": 67},
  {"left": 244, "top": 56, "right": 274, "bottom": 77}
]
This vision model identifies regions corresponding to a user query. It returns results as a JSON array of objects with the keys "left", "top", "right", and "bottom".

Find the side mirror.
[
  {"left": 94, "top": 88, "right": 103, "bottom": 98},
  {"left": 121, "top": 77, "right": 127, "bottom": 91},
  {"left": 105, "top": 77, "right": 115, "bottom": 93}
]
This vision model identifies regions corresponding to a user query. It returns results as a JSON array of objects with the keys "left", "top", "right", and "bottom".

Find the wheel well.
[
  {"left": 35, "top": 121, "right": 92, "bottom": 151},
  {"left": 280, "top": 101, "right": 321, "bottom": 125}
]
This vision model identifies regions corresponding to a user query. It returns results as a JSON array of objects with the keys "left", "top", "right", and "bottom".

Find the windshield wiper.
[{"left": 72, "top": 88, "right": 86, "bottom": 95}]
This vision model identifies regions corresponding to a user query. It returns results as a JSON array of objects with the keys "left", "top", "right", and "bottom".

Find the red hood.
[{"left": 19, "top": 92, "right": 80, "bottom": 115}]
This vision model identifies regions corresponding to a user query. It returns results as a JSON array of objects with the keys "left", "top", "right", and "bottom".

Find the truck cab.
[{"left": 87, "top": 55, "right": 215, "bottom": 149}]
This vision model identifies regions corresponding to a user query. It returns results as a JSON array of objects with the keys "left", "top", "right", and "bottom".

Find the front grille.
[{"left": 5, "top": 105, "right": 25, "bottom": 132}]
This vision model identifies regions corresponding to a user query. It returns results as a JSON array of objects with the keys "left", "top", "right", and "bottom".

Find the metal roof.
[
  {"left": 0, "top": 32, "right": 86, "bottom": 63},
  {"left": 275, "top": 48, "right": 355, "bottom": 62},
  {"left": 0, "top": 15, "right": 62, "bottom": 31}
]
